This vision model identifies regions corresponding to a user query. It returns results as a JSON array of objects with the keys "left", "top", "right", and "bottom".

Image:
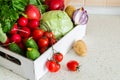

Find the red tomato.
[
  {"left": 39, "top": 47, "right": 47, "bottom": 54},
  {"left": 49, "top": 36, "right": 56, "bottom": 46},
  {"left": 32, "top": 29, "right": 44, "bottom": 41},
  {"left": 43, "top": 31, "right": 56, "bottom": 46},
  {"left": 38, "top": 37, "right": 49, "bottom": 48},
  {"left": 46, "top": 60, "right": 60, "bottom": 72},
  {"left": 67, "top": 60, "right": 80, "bottom": 71},
  {"left": 53, "top": 52, "right": 63, "bottom": 62},
  {"left": 27, "top": 19, "right": 39, "bottom": 30},
  {"left": 10, "top": 34, "right": 21, "bottom": 43},
  {"left": 10, "top": 24, "right": 18, "bottom": 34},
  {"left": 17, "top": 16, "right": 28, "bottom": 27},
  {"left": 25, "top": 4, "right": 41, "bottom": 21},
  {"left": 43, "top": 31, "right": 53, "bottom": 39},
  {"left": 19, "top": 27, "right": 31, "bottom": 38},
  {"left": 54, "top": 63, "right": 61, "bottom": 72}
]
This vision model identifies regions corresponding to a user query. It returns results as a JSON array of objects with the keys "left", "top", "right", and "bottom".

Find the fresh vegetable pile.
[{"left": 0, "top": 0, "right": 88, "bottom": 72}]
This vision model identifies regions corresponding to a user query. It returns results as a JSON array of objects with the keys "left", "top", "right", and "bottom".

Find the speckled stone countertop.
[{"left": 0, "top": 15, "right": 120, "bottom": 80}]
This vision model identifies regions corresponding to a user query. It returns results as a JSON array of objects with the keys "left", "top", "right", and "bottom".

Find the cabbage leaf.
[{"left": 40, "top": 10, "right": 73, "bottom": 40}]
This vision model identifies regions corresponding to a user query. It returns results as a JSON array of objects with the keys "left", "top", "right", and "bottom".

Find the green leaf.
[
  {"left": 12, "top": 0, "right": 29, "bottom": 11},
  {"left": 38, "top": 5, "right": 48, "bottom": 14},
  {"left": 29, "top": 0, "right": 38, "bottom": 5},
  {"left": 0, "top": 23, "right": 7, "bottom": 43},
  {"left": 2, "top": 19, "right": 13, "bottom": 33},
  {"left": 9, "top": 9, "right": 19, "bottom": 20}
]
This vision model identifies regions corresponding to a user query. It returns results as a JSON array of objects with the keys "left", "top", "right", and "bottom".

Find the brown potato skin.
[{"left": 73, "top": 40, "right": 87, "bottom": 56}]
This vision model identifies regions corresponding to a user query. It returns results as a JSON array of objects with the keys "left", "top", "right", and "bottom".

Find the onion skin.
[{"left": 72, "top": 7, "right": 88, "bottom": 25}]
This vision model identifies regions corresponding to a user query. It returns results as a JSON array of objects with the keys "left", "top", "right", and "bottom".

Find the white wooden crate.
[{"left": 0, "top": 25, "right": 86, "bottom": 80}]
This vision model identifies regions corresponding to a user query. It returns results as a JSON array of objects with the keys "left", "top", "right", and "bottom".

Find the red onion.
[{"left": 73, "top": 7, "right": 88, "bottom": 25}]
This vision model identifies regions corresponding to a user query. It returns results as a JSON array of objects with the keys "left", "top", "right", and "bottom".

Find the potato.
[
  {"left": 73, "top": 40, "right": 87, "bottom": 56},
  {"left": 65, "top": 5, "right": 76, "bottom": 18}
]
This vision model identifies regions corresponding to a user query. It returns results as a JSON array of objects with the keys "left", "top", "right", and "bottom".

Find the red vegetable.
[
  {"left": 67, "top": 60, "right": 80, "bottom": 71},
  {"left": 54, "top": 62, "right": 61, "bottom": 72},
  {"left": 53, "top": 52, "right": 63, "bottom": 62},
  {"left": 38, "top": 37, "right": 49, "bottom": 48},
  {"left": 10, "top": 34, "right": 21, "bottom": 43},
  {"left": 49, "top": 36, "right": 56, "bottom": 46},
  {"left": 10, "top": 24, "right": 18, "bottom": 35},
  {"left": 46, "top": 60, "right": 60, "bottom": 72},
  {"left": 27, "top": 19, "right": 39, "bottom": 30},
  {"left": 18, "top": 27, "right": 31, "bottom": 38},
  {"left": 45, "top": 0, "right": 64, "bottom": 10},
  {"left": 25, "top": 4, "right": 41, "bottom": 21},
  {"left": 17, "top": 16, "right": 28, "bottom": 27},
  {"left": 43, "top": 31, "right": 56, "bottom": 46},
  {"left": 32, "top": 29, "right": 44, "bottom": 41},
  {"left": 43, "top": 31, "right": 53, "bottom": 39},
  {"left": 39, "top": 47, "right": 47, "bottom": 54}
]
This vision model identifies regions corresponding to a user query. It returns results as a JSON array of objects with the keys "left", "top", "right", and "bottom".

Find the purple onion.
[{"left": 73, "top": 7, "right": 88, "bottom": 25}]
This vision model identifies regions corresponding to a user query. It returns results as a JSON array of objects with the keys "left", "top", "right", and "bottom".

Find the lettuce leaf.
[{"left": 0, "top": 23, "right": 7, "bottom": 43}]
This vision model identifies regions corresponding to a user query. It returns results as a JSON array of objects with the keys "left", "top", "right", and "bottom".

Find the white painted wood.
[{"left": 0, "top": 25, "right": 86, "bottom": 80}]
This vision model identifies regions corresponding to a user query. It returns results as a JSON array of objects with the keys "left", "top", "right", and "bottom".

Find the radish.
[
  {"left": 27, "top": 19, "right": 39, "bottom": 30},
  {"left": 18, "top": 27, "right": 31, "bottom": 38},
  {"left": 17, "top": 16, "right": 28, "bottom": 27},
  {"left": 10, "top": 23, "right": 18, "bottom": 35},
  {"left": 25, "top": 4, "right": 41, "bottom": 21},
  {"left": 10, "top": 34, "right": 21, "bottom": 43}
]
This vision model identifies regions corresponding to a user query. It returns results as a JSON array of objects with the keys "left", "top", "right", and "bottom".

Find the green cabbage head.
[{"left": 40, "top": 10, "right": 73, "bottom": 40}]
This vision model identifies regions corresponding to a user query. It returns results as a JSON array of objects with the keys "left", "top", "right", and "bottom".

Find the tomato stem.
[{"left": 76, "top": 65, "right": 81, "bottom": 71}]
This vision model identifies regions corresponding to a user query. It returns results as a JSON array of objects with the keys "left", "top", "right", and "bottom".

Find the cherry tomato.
[
  {"left": 10, "top": 34, "right": 21, "bottom": 43},
  {"left": 39, "top": 47, "right": 47, "bottom": 54},
  {"left": 43, "top": 31, "right": 53, "bottom": 39},
  {"left": 32, "top": 29, "right": 44, "bottom": 41},
  {"left": 38, "top": 37, "right": 49, "bottom": 48},
  {"left": 43, "top": 31, "right": 56, "bottom": 46},
  {"left": 10, "top": 24, "right": 18, "bottom": 35},
  {"left": 54, "top": 63, "right": 61, "bottom": 72},
  {"left": 53, "top": 52, "right": 63, "bottom": 62},
  {"left": 19, "top": 27, "right": 31, "bottom": 38},
  {"left": 46, "top": 60, "right": 60, "bottom": 72},
  {"left": 49, "top": 36, "right": 56, "bottom": 46},
  {"left": 27, "top": 19, "right": 39, "bottom": 30},
  {"left": 17, "top": 16, "right": 28, "bottom": 27},
  {"left": 67, "top": 60, "right": 80, "bottom": 71},
  {"left": 46, "top": 60, "right": 57, "bottom": 72}
]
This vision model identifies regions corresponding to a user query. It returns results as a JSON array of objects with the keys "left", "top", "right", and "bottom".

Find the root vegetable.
[{"left": 73, "top": 40, "right": 87, "bottom": 56}]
